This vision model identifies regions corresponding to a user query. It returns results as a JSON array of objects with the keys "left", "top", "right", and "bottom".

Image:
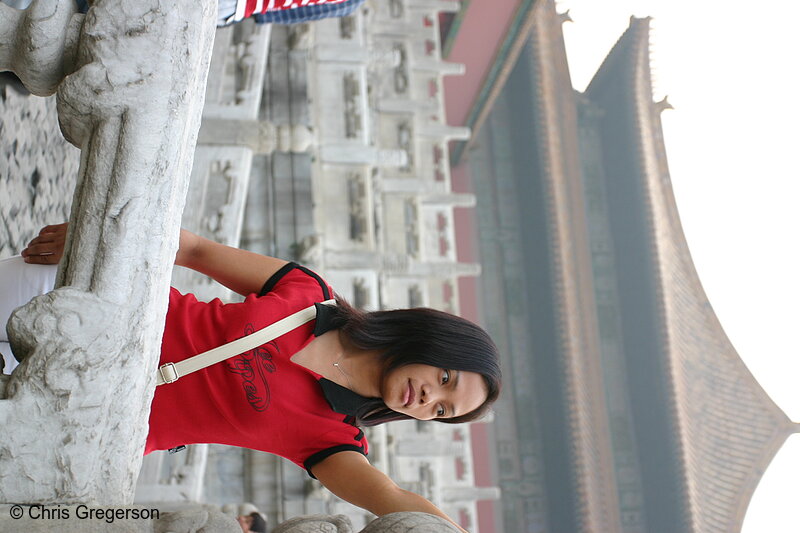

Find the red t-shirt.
[{"left": 147, "top": 263, "right": 368, "bottom": 474}]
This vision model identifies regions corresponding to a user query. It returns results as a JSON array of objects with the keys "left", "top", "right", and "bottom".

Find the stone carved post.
[
  {"left": 0, "top": 1, "right": 80, "bottom": 96},
  {"left": 360, "top": 513, "right": 461, "bottom": 532},
  {"left": 271, "top": 513, "right": 461, "bottom": 533},
  {"left": 0, "top": 0, "right": 216, "bottom": 505}
]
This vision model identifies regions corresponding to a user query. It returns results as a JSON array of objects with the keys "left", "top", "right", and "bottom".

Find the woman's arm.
[
  {"left": 175, "top": 229, "right": 288, "bottom": 296},
  {"left": 22, "top": 224, "right": 288, "bottom": 297},
  {"left": 311, "top": 451, "right": 468, "bottom": 533}
]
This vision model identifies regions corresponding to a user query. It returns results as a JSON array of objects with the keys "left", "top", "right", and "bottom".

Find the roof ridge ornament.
[
  {"left": 558, "top": 9, "right": 573, "bottom": 25},
  {"left": 655, "top": 96, "right": 674, "bottom": 113},
  {"left": 629, "top": 14, "right": 653, "bottom": 27}
]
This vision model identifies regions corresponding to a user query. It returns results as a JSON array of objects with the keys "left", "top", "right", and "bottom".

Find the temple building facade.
[{"left": 449, "top": 1, "right": 799, "bottom": 532}]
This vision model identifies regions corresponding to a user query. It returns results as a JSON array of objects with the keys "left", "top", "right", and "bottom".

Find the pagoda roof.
[
  {"left": 508, "top": 2, "right": 631, "bottom": 530},
  {"left": 463, "top": 3, "right": 639, "bottom": 529},
  {"left": 585, "top": 17, "right": 798, "bottom": 533}
]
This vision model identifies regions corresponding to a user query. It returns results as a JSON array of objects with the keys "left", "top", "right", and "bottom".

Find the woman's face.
[{"left": 381, "top": 364, "right": 488, "bottom": 421}]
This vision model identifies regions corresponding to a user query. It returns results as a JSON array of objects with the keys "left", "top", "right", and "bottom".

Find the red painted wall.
[
  {"left": 444, "top": 0, "right": 524, "bottom": 127},
  {"left": 452, "top": 143, "right": 498, "bottom": 533}
]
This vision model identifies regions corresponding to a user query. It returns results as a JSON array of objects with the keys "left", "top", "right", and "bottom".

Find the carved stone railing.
[{"left": 0, "top": 0, "right": 216, "bottom": 504}]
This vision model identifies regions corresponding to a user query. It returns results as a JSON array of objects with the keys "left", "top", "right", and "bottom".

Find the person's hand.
[{"left": 21, "top": 223, "right": 68, "bottom": 264}]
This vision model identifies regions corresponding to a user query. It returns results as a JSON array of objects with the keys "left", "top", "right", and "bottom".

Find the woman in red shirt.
[{"left": 10, "top": 223, "right": 502, "bottom": 533}]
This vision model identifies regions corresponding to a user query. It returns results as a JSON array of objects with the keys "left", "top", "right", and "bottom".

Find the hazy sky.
[{"left": 557, "top": 1, "right": 800, "bottom": 531}]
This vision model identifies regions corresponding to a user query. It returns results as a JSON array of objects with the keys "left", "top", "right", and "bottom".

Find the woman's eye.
[
  {"left": 442, "top": 370, "right": 450, "bottom": 385},
  {"left": 437, "top": 405, "right": 446, "bottom": 417}
]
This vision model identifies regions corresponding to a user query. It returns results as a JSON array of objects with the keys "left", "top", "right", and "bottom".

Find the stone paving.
[{"left": 0, "top": 85, "right": 80, "bottom": 259}]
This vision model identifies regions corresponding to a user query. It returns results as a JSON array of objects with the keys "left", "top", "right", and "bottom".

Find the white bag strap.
[{"left": 156, "top": 299, "right": 336, "bottom": 386}]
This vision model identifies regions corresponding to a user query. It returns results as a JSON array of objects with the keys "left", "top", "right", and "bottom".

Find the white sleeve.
[
  {"left": 0, "top": 255, "right": 57, "bottom": 343},
  {"left": 0, "top": 256, "right": 57, "bottom": 374}
]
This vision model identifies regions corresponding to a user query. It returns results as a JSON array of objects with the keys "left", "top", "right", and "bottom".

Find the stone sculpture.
[
  {"left": 270, "top": 512, "right": 460, "bottom": 533},
  {"left": 0, "top": 0, "right": 217, "bottom": 504},
  {"left": 360, "top": 513, "right": 461, "bottom": 533}
]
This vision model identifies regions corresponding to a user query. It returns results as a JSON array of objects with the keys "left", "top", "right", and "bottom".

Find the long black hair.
[{"left": 329, "top": 296, "right": 502, "bottom": 426}]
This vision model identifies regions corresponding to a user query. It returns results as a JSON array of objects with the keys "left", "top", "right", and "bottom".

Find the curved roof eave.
[{"left": 608, "top": 15, "right": 797, "bottom": 533}]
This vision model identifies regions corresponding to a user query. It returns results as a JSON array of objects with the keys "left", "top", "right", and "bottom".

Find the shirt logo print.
[{"left": 227, "top": 324, "right": 277, "bottom": 411}]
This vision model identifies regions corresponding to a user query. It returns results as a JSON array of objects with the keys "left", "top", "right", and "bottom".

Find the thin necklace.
[{"left": 333, "top": 353, "right": 354, "bottom": 390}]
